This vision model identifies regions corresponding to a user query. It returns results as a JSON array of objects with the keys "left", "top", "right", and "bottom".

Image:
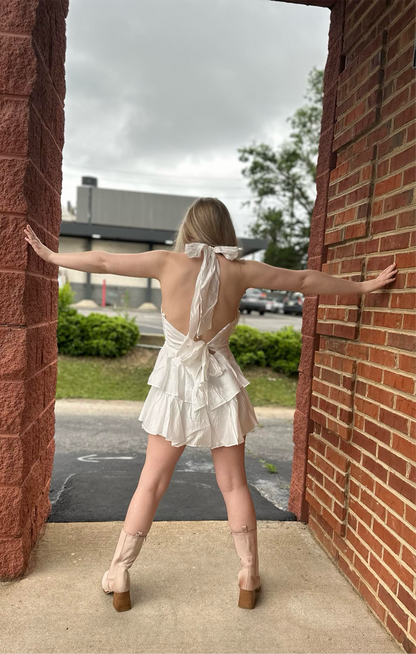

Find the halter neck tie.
[{"left": 184, "top": 242, "right": 240, "bottom": 338}]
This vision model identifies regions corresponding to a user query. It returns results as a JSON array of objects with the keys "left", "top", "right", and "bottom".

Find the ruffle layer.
[
  {"left": 146, "top": 343, "right": 250, "bottom": 411},
  {"left": 138, "top": 384, "right": 259, "bottom": 448}
]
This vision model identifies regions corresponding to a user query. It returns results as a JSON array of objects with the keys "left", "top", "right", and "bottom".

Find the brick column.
[
  {"left": 291, "top": 0, "right": 416, "bottom": 649},
  {"left": 0, "top": 0, "right": 68, "bottom": 579},
  {"left": 288, "top": 0, "right": 346, "bottom": 522}
]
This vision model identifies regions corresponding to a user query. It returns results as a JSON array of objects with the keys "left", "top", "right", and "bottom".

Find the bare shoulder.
[
  {"left": 157, "top": 250, "right": 188, "bottom": 278},
  {"left": 161, "top": 250, "right": 187, "bottom": 268}
]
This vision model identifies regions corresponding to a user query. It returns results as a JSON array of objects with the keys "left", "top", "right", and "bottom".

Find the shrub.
[
  {"left": 229, "top": 325, "right": 268, "bottom": 368},
  {"left": 58, "top": 280, "right": 76, "bottom": 312},
  {"left": 229, "top": 324, "right": 301, "bottom": 376},
  {"left": 57, "top": 311, "right": 86, "bottom": 356},
  {"left": 57, "top": 282, "right": 139, "bottom": 357},
  {"left": 264, "top": 326, "right": 302, "bottom": 375}
]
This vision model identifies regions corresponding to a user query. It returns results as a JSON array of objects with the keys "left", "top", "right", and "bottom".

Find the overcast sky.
[{"left": 62, "top": 0, "right": 330, "bottom": 237}]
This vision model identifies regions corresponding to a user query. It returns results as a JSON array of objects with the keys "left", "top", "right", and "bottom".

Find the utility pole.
[{"left": 82, "top": 176, "right": 97, "bottom": 300}]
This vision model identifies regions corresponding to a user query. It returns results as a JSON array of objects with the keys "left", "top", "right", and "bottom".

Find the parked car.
[
  {"left": 239, "top": 288, "right": 268, "bottom": 315},
  {"left": 265, "top": 290, "right": 286, "bottom": 314},
  {"left": 283, "top": 291, "right": 304, "bottom": 315}
]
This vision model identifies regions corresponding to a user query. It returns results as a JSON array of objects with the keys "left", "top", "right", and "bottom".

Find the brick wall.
[
  {"left": 0, "top": 0, "right": 68, "bottom": 578},
  {"left": 289, "top": 0, "right": 416, "bottom": 651}
]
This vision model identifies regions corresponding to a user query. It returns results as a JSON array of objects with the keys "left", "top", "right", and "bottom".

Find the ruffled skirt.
[{"left": 138, "top": 344, "right": 259, "bottom": 448}]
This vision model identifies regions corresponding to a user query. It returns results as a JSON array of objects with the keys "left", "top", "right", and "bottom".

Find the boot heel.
[
  {"left": 238, "top": 588, "right": 257, "bottom": 610},
  {"left": 113, "top": 590, "right": 131, "bottom": 612}
]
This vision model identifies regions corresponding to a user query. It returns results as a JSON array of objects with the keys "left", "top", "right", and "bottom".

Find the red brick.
[
  {"left": 355, "top": 554, "right": 380, "bottom": 593},
  {"left": 390, "top": 145, "right": 416, "bottom": 173},
  {"left": 380, "top": 407, "right": 409, "bottom": 434},
  {"left": 375, "top": 482, "right": 404, "bottom": 516},
  {"left": 307, "top": 462, "right": 324, "bottom": 486},
  {"left": 397, "top": 582, "right": 416, "bottom": 615},
  {"left": 383, "top": 370, "right": 414, "bottom": 395},
  {"left": 396, "top": 399, "right": 415, "bottom": 424},
  {"left": 368, "top": 347, "right": 396, "bottom": 368},
  {"left": 384, "top": 188, "right": 414, "bottom": 213},
  {"left": 362, "top": 453, "right": 389, "bottom": 483},
  {"left": 393, "top": 101, "right": 416, "bottom": 130},
  {"left": 352, "top": 429, "right": 377, "bottom": 455},
  {"left": 322, "top": 504, "right": 345, "bottom": 536},
  {"left": 373, "top": 518, "right": 401, "bottom": 555},
  {"left": 379, "top": 585, "right": 409, "bottom": 633},
  {"left": 357, "top": 579, "right": 386, "bottom": 623},
  {"left": 346, "top": 183, "right": 371, "bottom": 207},
  {"left": 402, "top": 545, "right": 416, "bottom": 582},
  {"left": 360, "top": 328, "right": 386, "bottom": 345},
  {"left": 372, "top": 311, "right": 403, "bottom": 329},
  {"left": 391, "top": 433, "right": 416, "bottom": 460},
  {"left": 338, "top": 171, "right": 361, "bottom": 193},
  {"left": 381, "top": 87, "right": 410, "bottom": 120},
  {"left": 387, "top": 331, "right": 416, "bottom": 352},
  {"left": 389, "top": 471, "right": 416, "bottom": 504},
  {"left": 324, "top": 229, "right": 344, "bottom": 246},
  {"left": 374, "top": 172, "right": 403, "bottom": 197},
  {"left": 305, "top": 488, "right": 322, "bottom": 516},
  {"left": 364, "top": 419, "right": 391, "bottom": 446},
  {"left": 345, "top": 221, "right": 368, "bottom": 240},
  {"left": 326, "top": 446, "right": 348, "bottom": 472}
]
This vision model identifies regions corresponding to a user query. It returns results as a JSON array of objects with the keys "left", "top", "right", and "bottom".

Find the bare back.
[{"left": 159, "top": 251, "right": 247, "bottom": 344}]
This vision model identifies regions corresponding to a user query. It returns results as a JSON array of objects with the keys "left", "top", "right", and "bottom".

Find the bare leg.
[
  {"left": 123, "top": 434, "right": 186, "bottom": 535},
  {"left": 210, "top": 436, "right": 257, "bottom": 531}
]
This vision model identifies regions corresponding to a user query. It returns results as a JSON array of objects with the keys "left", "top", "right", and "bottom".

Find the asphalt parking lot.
[
  {"left": 48, "top": 399, "right": 297, "bottom": 524},
  {"left": 74, "top": 305, "right": 302, "bottom": 335}
]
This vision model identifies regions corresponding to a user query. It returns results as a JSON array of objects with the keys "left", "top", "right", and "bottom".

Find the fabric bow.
[
  {"left": 171, "top": 337, "right": 228, "bottom": 411},
  {"left": 185, "top": 242, "right": 240, "bottom": 261}
]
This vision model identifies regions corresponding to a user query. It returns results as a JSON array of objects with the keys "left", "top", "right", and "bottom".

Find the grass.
[{"left": 56, "top": 347, "right": 298, "bottom": 407}]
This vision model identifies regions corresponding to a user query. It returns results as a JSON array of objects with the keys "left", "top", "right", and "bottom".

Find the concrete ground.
[
  {"left": 0, "top": 400, "right": 400, "bottom": 653},
  {"left": 0, "top": 521, "right": 400, "bottom": 654}
]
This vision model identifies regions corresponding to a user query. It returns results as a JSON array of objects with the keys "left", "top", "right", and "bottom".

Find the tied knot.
[
  {"left": 185, "top": 242, "right": 240, "bottom": 261},
  {"left": 170, "top": 337, "right": 227, "bottom": 412}
]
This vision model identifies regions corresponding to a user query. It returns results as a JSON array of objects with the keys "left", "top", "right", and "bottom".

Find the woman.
[{"left": 24, "top": 197, "right": 397, "bottom": 612}]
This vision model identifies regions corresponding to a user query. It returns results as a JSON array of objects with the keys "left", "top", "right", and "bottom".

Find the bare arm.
[
  {"left": 243, "top": 259, "right": 397, "bottom": 295},
  {"left": 24, "top": 224, "right": 169, "bottom": 280}
]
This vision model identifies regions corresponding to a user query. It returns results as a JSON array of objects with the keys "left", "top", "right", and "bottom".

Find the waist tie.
[{"left": 167, "top": 337, "right": 240, "bottom": 412}]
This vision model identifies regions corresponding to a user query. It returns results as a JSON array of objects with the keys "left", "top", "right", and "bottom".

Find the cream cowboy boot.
[
  {"left": 102, "top": 526, "right": 147, "bottom": 612},
  {"left": 229, "top": 523, "right": 261, "bottom": 609}
]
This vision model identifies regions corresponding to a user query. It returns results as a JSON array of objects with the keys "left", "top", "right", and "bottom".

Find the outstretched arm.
[
  {"left": 24, "top": 224, "right": 168, "bottom": 280},
  {"left": 242, "top": 259, "right": 397, "bottom": 295}
]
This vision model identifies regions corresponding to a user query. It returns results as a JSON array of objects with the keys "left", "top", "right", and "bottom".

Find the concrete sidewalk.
[{"left": 0, "top": 521, "right": 400, "bottom": 654}]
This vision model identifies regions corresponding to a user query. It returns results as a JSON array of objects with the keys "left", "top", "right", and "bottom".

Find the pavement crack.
[{"left": 50, "top": 473, "right": 76, "bottom": 505}]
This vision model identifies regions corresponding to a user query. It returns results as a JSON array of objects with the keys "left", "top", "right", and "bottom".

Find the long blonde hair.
[{"left": 172, "top": 197, "right": 245, "bottom": 263}]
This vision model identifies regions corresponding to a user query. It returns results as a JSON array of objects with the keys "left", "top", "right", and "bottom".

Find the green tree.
[{"left": 238, "top": 67, "right": 324, "bottom": 270}]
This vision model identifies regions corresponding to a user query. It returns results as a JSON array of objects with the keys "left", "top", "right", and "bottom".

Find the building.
[
  {"left": 59, "top": 177, "right": 268, "bottom": 307},
  {"left": 2, "top": 1, "right": 415, "bottom": 650}
]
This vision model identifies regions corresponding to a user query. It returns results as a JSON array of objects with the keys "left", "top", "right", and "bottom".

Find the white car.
[{"left": 265, "top": 291, "right": 286, "bottom": 314}]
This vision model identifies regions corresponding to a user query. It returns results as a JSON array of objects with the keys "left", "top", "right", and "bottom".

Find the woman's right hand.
[{"left": 24, "top": 224, "right": 54, "bottom": 263}]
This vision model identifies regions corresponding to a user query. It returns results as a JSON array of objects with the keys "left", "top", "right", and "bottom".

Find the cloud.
[{"left": 62, "top": 0, "right": 330, "bottom": 235}]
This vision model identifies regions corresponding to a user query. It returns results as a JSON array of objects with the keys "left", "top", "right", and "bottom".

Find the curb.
[{"left": 54, "top": 398, "right": 295, "bottom": 419}]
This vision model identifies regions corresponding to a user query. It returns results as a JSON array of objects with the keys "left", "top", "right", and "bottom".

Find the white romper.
[{"left": 138, "top": 242, "right": 259, "bottom": 448}]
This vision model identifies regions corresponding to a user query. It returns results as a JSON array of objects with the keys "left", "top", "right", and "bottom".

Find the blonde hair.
[{"left": 172, "top": 197, "right": 245, "bottom": 263}]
